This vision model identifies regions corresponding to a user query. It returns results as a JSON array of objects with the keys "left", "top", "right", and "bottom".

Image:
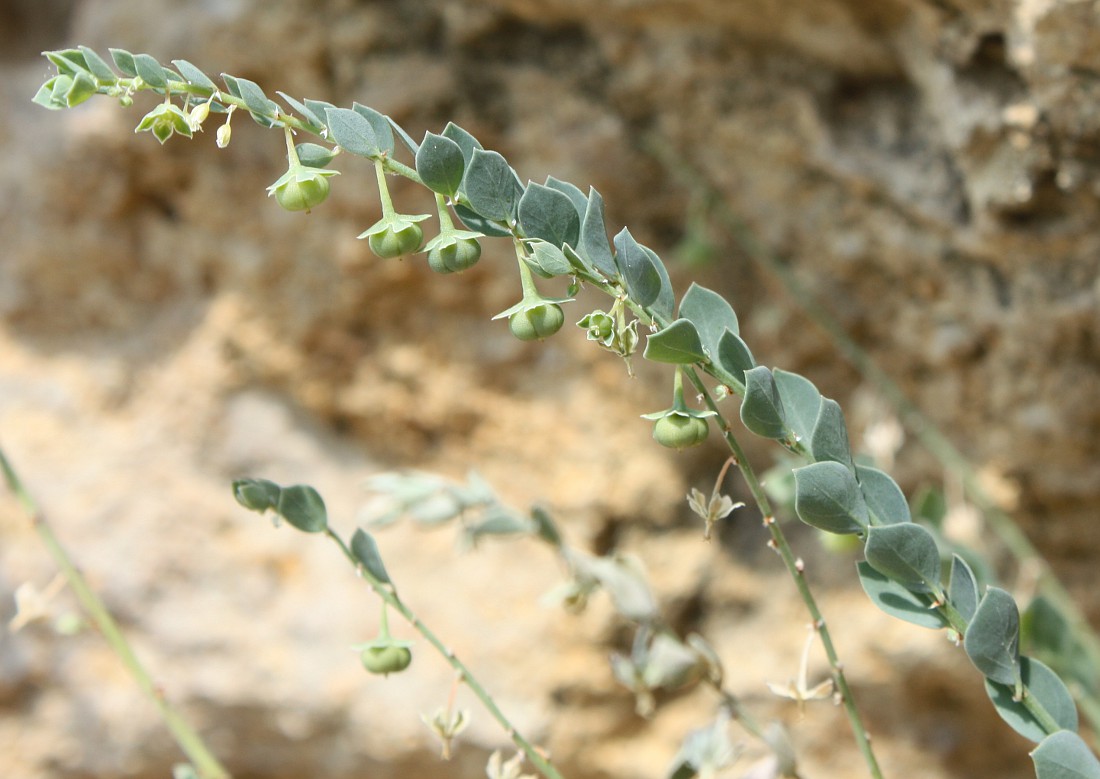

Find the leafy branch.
[{"left": 33, "top": 45, "right": 1100, "bottom": 779}]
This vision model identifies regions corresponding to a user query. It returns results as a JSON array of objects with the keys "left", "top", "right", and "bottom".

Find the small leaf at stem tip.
[{"left": 232, "top": 478, "right": 281, "bottom": 513}]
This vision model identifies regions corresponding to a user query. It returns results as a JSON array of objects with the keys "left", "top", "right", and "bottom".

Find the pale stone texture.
[{"left": 3, "top": 1, "right": 1099, "bottom": 778}]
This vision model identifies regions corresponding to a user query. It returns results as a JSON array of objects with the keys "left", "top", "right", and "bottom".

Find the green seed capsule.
[
  {"left": 360, "top": 645, "right": 413, "bottom": 676},
  {"left": 509, "top": 303, "right": 565, "bottom": 341},
  {"left": 652, "top": 414, "right": 709, "bottom": 450},
  {"left": 275, "top": 174, "right": 331, "bottom": 212},
  {"left": 427, "top": 237, "right": 482, "bottom": 274},
  {"left": 369, "top": 223, "right": 424, "bottom": 259}
]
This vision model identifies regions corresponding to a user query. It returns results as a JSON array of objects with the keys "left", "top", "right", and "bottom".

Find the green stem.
[
  {"left": 0, "top": 446, "right": 231, "bottom": 779},
  {"left": 373, "top": 158, "right": 396, "bottom": 219},
  {"left": 324, "top": 529, "right": 564, "bottom": 779},
  {"left": 682, "top": 370, "right": 886, "bottom": 779},
  {"left": 648, "top": 137, "right": 1100, "bottom": 726}
]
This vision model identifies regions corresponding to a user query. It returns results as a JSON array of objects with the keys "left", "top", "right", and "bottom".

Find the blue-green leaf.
[
  {"left": 295, "top": 143, "right": 337, "bottom": 168},
  {"left": 949, "top": 554, "right": 980, "bottom": 622},
  {"left": 643, "top": 246, "right": 676, "bottom": 322},
  {"left": 453, "top": 203, "right": 512, "bottom": 237},
  {"left": 134, "top": 53, "right": 168, "bottom": 89},
  {"left": 463, "top": 149, "right": 522, "bottom": 221},
  {"left": 679, "top": 283, "right": 738, "bottom": 361},
  {"left": 389, "top": 117, "right": 420, "bottom": 156},
  {"left": 1031, "top": 730, "right": 1100, "bottom": 779},
  {"left": 614, "top": 228, "right": 661, "bottom": 308},
  {"left": 544, "top": 176, "right": 588, "bottom": 220},
  {"left": 325, "top": 106, "right": 380, "bottom": 158},
  {"left": 772, "top": 369, "right": 820, "bottom": 448},
  {"left": 865, "top": 523, "right": 941, "bottom": 591},
  {"left": 416, "top": 132, "right": 466, "bottom": 198},
  {"left": 965, "top": 587, "right": 1022, "bottom": 686},
  {"left": 45, "top": 49, "right": 91, "bottom": 78},
  {"left": 856, "top": 464, "right": 910, "bottom": 525},
  {"left": 235, "top": 76, "right": 280, "bottom": 126},
  {"left": 172, "top": 59, "right": 216, "bottom": 90},
  {"left": 305, "top": 98, "right": 337, "bottom": 124},
  {"left": 810, "top": 398, "right": 854, "bottom": 470},
  {"left": 519, "top": 182, "right": 581, "bottom": 248},
  {"left": 351, "top": 528, "right": 392, "bottom": 585},
  {"left": 579, "top": 188, "right": 618, "bottom": 278},
  {"left": 276, "top": 92, "right": 323, "bottom": 126},
  {"left": 857, "top": 562, "right": 949, "bottom": 629},
  {"left": 81, "top": 47, "right": 118, "bottom": 81},
  {"left": 441, "top": 121, "right": 483, "bottom": 165},
  {"left": 793, "top": 460, "right": 869, "bottom": 534},
  {"left": 108, "top": 48, "right": 138, "bottom": 77},
  {"left": 276, "top": 485, "right": 329, "bottom": 534},
  {"left": 352, "top": 103, "right": 394, "bottom": 156},
  {"left": 987, "top": 657, "right": 1077, "bottom": 743},
  {"left": 740, "top": 366, "right": 788, "bottom": 440},
  {"left": 525, "top": 240, "right": 574, "bottom": 277},
  {"left": 716, "top": 330, "right": 754, "bottom": 386},
  {"left": 232, "top": 478, "right": 282, "bottom": 514},
  {"left": 644, "top": 319, "right": 708, "bottom": 364}
]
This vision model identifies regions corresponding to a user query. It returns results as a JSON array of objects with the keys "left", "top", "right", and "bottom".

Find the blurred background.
[{"left": 3, "top": 0, "right": 1100, "bottom": 777}]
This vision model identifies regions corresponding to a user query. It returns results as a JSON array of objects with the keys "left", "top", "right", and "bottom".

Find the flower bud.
[
  {"left": 427, "top": 236, "right": 481, "bottom": 273},
  {"left": 360, "top": 644, "right": 413, "bottom": 676},
  {"left": 266, "top": 165, "right": 339, "bottom": 213},
  {"left": 216, "top": 122, "right": 232, "bottom": 148},
  {"left": 368, "top": 222, "right": 424, "bottom": 259}
]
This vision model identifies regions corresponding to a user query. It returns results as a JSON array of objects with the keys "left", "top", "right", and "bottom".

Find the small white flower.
[{"left": 485, "top": 750, "right": 536, "bottom": 779}]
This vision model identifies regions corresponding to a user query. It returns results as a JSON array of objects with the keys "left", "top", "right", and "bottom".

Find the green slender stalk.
[
  {"left": 682, "top": 369, "right": 885, "bottom": 779},
  {"left": 647, "top": 138, "right": 1100, "bottom": 730},
  {"left": 0, "top": 446, "right": 231, "bottom": 779},
  {"left": 323, "top": 529, "right": 564, "bottom": 779}
]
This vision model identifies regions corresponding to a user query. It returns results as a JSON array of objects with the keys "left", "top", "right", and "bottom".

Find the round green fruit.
[
  {"left": 360, "top": 645, "right": 413, "bottom": 676},
  {"left": 369, "top": 223, "right": 424, "bottom": 259},
  {"left": 653, "top": 414, "right": 709, "bottom": 450},
  {"left": 509, "top": 303, "right": 565, "bottom": 341},
  {"left": 427, "top": 237, "right": 482, "bottom": 273},
  {"left": 275, "top": 174, "right": 331, "bottom": 212}
]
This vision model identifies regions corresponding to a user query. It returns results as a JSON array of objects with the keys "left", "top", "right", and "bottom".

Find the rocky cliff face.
[{"left": 2, "top": 1, "right": 1098, "bottom": 778}]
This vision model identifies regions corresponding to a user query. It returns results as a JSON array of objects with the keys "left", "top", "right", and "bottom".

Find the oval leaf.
[
  {"left": 464, "top": 149, "right": 522, "bottom": 222},
  {"left": 949, "top": 554, "right": 980, "bottom": 623},
  {"left": 324, "top": 106, "right": 380, "bottom": 158},
  {"left": 133, "top": 53, "right": 167, "bottom": 89},
  {"left": 856, "top": 464, "right": 910, "bottom": 525},
  {"left": 525, "top": 240, "right": 574, "bottom": 277},
  {"left": 857, "top": 561, "right": 949, "bottom": 629},
  {"left": 679, "top": 283, "right": 739, "bottom": 361},
  {"left": 772, "top": 369, "right": 820, "bottom": 446},
  {"left": 236, "top": 77, "right": 279, "bottom": 124},
  {"left": 643, "top": 246, "right": 676, "bottom": 322},
  {"left": 441, "top": 121, "right": 483, "bottom": 165},
  {"left": 580, "top": 188, "right": 618, "bottom": 278},
  {"left": 276, "top": 484, "right": 328, "bottom": 533},
  {"left": 518, "top": 182, "right": 581, "bottom": 248},
  {"left": 810, "top": 397, "right": 854, "bottom": 470},
  {"left": 351, "top": 528, "right": 392, "bottom": 585},
  {"left": 717, "top": 330, "right": 755, "bottom": 386},
  {"left": 794, "top": 460, "right": 869, "bottom": 534},
  {"left": 740, "top": 366, "right": 788, "bottom": 440},
  {"left": 987, "top": 657, "right": 1078, "bottom": 743},
  {"left": 352, "top": 103, "right": 395, "bottom": 156},
  {"left": 644, "top": 319, "right": 707, "bottom": 364},
  {"left": 232, "top": 478, "right": 281, "bottom": 513},
  {"left": 109, "top": 48, "right": 137, "bottom": 77},
  {"left": 545, "top": 176, "right": 588, "bottom": 219},
  {"left": 864, "top": 522, "right": 941, "bottom": 590},
  {"left": 613, "top": 228, "right": 661, "bottom": 307},
  {"left": 966, "top": 586, "right": 1022, "bottom": 686},
  {"left": 81, "top": 47, "right": 118, "bottom": 81},
  {"left": 276, "top": 92, "right": 322, "bottom": 126},
  {"left": 1031, "top": 730, "right": 1100, "bottom": 779},
  {"left": 416, "top": 132, "right": 466, "bottom": 197}
]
